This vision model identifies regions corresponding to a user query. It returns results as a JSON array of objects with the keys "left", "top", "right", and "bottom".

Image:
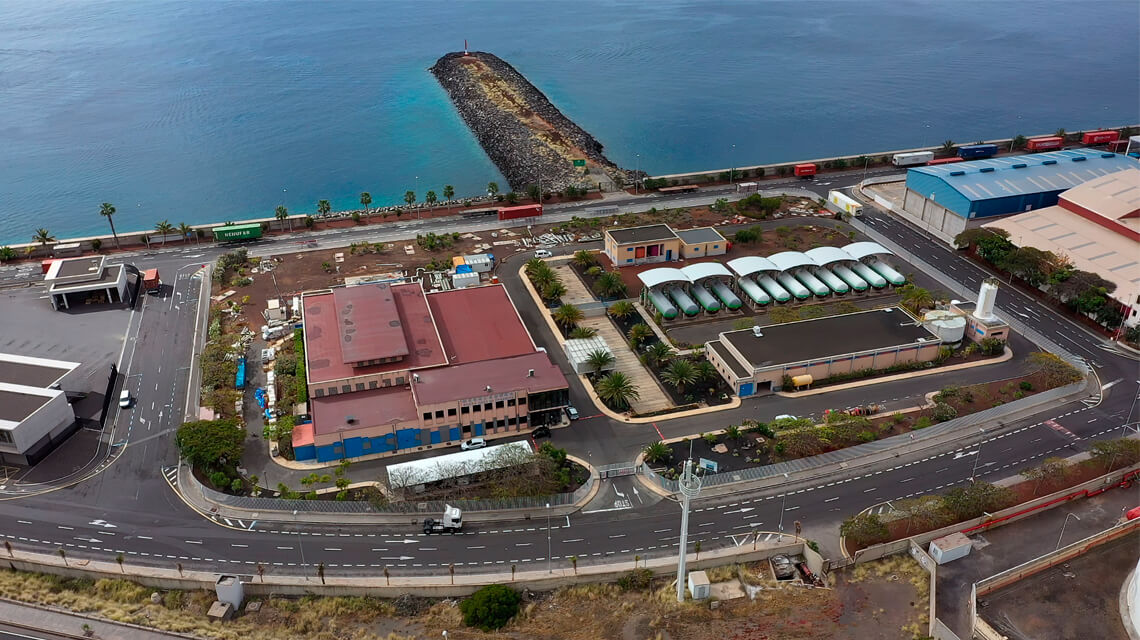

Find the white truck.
[
  {"left": 827, "top": 190, "right": 863, "bottom": 217},
  {"left": 422, "top": 505, "right": 463, "bottom": 534},
  {"left": 891, "top": 151, "right": 934, "bottom": 166}
]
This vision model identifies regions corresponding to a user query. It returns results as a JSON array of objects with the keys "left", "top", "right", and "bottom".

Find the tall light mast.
[{"left": 675, "top": 458, "right": 703, "bottom": 602}]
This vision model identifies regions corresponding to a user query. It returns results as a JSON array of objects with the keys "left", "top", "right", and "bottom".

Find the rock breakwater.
[{"left": 431, "top": 51, "right": 629, "bottom": 193}]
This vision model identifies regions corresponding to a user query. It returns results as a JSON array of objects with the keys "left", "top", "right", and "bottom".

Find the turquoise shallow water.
[{"left": 1, "top": 0, "right": 1137, "bottom": 243}]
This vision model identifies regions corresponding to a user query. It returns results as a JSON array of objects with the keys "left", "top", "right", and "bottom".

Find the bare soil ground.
[{"left": 833, "top": 555, "right": 930, "bottom": 640}]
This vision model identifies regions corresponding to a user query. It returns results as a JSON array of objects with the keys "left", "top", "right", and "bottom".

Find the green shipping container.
[{"left": 213, "top": 223, "right": 263, "bottom": 242}]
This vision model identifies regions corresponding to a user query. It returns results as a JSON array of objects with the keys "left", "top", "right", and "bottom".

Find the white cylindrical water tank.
[
  {"left": 976, "top": 280, "right": 999, "bottom": 320},
  {"left": 923, "top": 309, "right": 967, "bottom": 343}
]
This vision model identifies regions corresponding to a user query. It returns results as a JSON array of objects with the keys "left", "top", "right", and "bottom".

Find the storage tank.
[
  {"left": 812, "top": 267, "right": 849, "bottom": 295},
  {"left": 709, "top": 280, "right": 743, "bottom": 310},
  {"left": 647, "top": 289, "right": 678, "bottom": 319},
  {"left": 795, "top": 270, "right": 831, "bottom": 297},
  {"left": 923, "top": 309, "right": 966, "bottom": 343},
  {"left": 831, "top": 264, "right": 869, "bottom": 292},
  {"left": 851, "top": 262, "right": 888, "bottom": 288},
  {"left": 668, "top": 287, "right": 700, "bottom": 317},
  {"left": 690, "top": 283, "right": 721, "bottom": 313},
  {"left": 868, "top": 261, "right": 906, "bottom": 285},
  {"left": 791, "top": 374, "right": 813, "bottom": 388},
  {"left": 776, "top": 272, "right": 811, "bottom": 300},
  {"left": 737, "top": 277, "right": 771, "bottom": 306},
  {"left": 975, "top": 280, "right": 998, "bottom": 321},
  {"left": 756, "top": 274, "right": 792, "bottom": 302}
]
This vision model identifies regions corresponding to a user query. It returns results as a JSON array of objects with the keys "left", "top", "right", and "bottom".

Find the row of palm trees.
[{"left": 571, "top": 250, "right": 626, "bottom": 299}]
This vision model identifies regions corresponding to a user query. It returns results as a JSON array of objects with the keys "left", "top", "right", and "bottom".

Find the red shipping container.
[
  {"left": 1081, "top": 130, "right": 1119, "bottom": 144},
  {"left": 794, "top": 163, "right": 817, "bottom": 177},
  {"left": 927, "top": 157, "right": 965, "bottom": 165},
  {"left": 1026, "top": 136, "right": 1064, "bottom": 151},
  {"left": 497, "top": 204, "right": 543, "bottom": 221}
]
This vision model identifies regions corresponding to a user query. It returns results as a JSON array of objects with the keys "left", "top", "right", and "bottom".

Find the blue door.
[
  {"left": 665, "top": 249, "right": 672, "bottom": 261},
  {"left": 739, "top": 382, "right": 755, "bottom": 397}
]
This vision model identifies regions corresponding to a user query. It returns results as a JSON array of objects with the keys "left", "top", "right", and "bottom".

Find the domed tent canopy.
[
  {"left": 727, "top": 256, "right": 779, "bottom": 278},
  {"left": 843, "top": 241, "right": 893, "bottom": 261},
  {"left": 638, "top": 267, "right": 689, "bottom": 289},
  {"left": 680, "top": 262, "right": 733, "bottom": 282},
  {"left": 804, "top": 246, "right": 855, "bottom": 266},
  {"left": 768, "top": 251, "right": 817, "bottom": 272}
]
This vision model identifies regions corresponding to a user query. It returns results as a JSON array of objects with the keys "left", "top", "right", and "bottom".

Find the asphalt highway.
[{"left": 0, "top": 170, "right": 1135, "bottom": 580}]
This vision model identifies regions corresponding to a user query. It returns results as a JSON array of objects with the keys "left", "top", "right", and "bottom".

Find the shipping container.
[
  {"left": 891, "top": 151, "right": 934, "bottom": 166},
  {"left": 658, "top": 184, "right": 699, "bottom": 193},
  {"left": 957, "top": 143, "right": 998, "bottom": 160},
  {"left": 460, "top": 207, "right": 498, "bottom": 219},
  {"left": 1026, "top": 136, "right": 1064, "bottom": 151},
  {"left": 793, "top": 163, "right": 817, "bottom": 177},
  {"left": 497, "top": 204, "right": 542, "bottom": 221},
  {"left": 927, "top": 157, "right": 965, "bottom": 166},
  {"left": 1108, "top": 139, "right": 1129, "bottom": 153},
  {"left": 212, "top": 223, "right": 263, "bottom": 242},
  {"left": 736, "top": 182, "right": 758, "bottom": 193},
  {"left": 1081, "top": 130, "right": 1119, "bottom": 145},
  {"left": 827, "top": 190, "right": 863, "bottom": 217}
]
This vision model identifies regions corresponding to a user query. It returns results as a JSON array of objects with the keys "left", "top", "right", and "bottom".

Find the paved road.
[{"left": 0, "top": 172, "right": 1135, "bottom": 581}]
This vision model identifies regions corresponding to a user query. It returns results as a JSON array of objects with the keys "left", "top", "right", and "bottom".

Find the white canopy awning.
[
  {"left": 680, "top": 262, "right": 732, "bottom": 281},
  {"left": 804, "top": 246, "right": 855, "bottom": 266},
  {"left": 638, "top": 267, "right": 689, "bottom": 289},
  {"left": 768, "top": 251, "right": 816, "bottom": 272},
  {"left": 843, "top": 241, "right": 893, "bottom": 261}
]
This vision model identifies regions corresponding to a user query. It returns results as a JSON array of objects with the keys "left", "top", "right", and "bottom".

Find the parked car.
[
  {"left": 770, "top": 554, "right": 795, "bottom": 580},
  {"left": 118, "top": 389, "right": 132, "bottom": 409},
  {"left": 460, "top": 437, "right": 487, "bottom": 451},
  {"left": 565, "top": 405, "right": 579, "bottom": 420},
  {"left": 773, "top": 414, "right": 797, "bottom": 422},
  {"left": 531, "top": 426, "right": 552, "bottom": 439},
  {"left": 534, "top": 249, "right": 553, "bottom": 259}
]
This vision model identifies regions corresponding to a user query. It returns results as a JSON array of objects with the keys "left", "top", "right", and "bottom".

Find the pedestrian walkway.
[
  {"left": 578, "top": 317, "right": 672, "bottom": 414},
  {"left": 552, "top": 265, "right": 595, "bottom": 307},
  {"left": 0, "top": 598, "right": 193, "bottom": 640}
]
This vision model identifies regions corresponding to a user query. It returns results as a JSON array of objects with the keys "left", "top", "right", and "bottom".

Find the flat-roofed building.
[
  {"left": 706, "top": 307, "right": 942, "bottom": 396},
  {"left": 44, "top": 255, "right": 129, "bottom": 310},
  {"left": 0, "top": 354, "right": 81, "bottom": 465},
  {"left": 604, "top": 224, "right": 682, "bottom": 266},
  {"left": 675, "top": 227, "right": 728, "bottom": 259},
  {"left": 295, "top": 283, "right": 569, "bottom": 462}
]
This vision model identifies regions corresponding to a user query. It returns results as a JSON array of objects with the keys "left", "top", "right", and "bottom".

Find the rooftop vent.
[
  {"left": 1101, "top": 153, "right": 1116, "bottom": 158},
  {"left": 949, "top": 170, "right": 966, "bottom": 176},
  {"left": 346, "top": 415, "right": 357, "bottom": 424},
  {"left": 1042, "top": 160, "right": 1058, "bottom": 165},
  {"left": 1072, "top": 156, "right": 1087, "bottom": 162},
  {"left": 752, "top": 326, "right": 763, "bottom": 338},
  {"left": 979, "top": 167, "right": 996, "bottom": 173},
  {"left": 412, "top": 373, "right": 420, "bottom": 382},
  {"left": 527, "top": 369, "right": 535, "bottom": 377},
  {"left": 1012, "top": 163, "right": 1028, "bottom": 169},
  {"left": 485, "top": 385, "right": 492, "bottom": 392}
]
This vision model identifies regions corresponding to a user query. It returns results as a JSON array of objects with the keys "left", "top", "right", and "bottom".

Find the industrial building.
[
  {"left": 901, "top": 149, "right": 1137, "bottom": 240},
  {"left": 675, "top": 227, "right": 728, "bottom": 259},
  {"left": 982, "top": 168, "right": 1140, "bottom": 327},
  {"left": 604, "top": 224, "right": 681, "bottom": 266},
  {"left": 293, "top": 282, "right": 569, "bottom": 462},
  {"left": 705, "top": 307, "right": 942, "bottom": 396},
  {"left": 44, "top": 255, "right": 130, "bottom": 310},
  {"left": 0, "top": 353, "right": 82, "bottom": 465},
  {"left": 637, "top": 242, "right": 904, "bottom": 320}
]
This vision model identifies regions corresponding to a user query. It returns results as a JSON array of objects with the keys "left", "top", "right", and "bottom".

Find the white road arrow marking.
[
  {"left": 381, "top": 539, "right": 419, "bottom": 544},
  {"left": 380, "top": 556, "right": 415, "bottom": 561},
  {"left": 953, "top": 450, "right": 979, "bottom": 459},
  {"left": 88, "top": 519, "right": 117, "bottom": 529},
  {"left": 725, "top": 507, "right": 755, "bottom": 515}
]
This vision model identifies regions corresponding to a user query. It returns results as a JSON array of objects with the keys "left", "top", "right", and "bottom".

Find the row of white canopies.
[{"left": 637, "top": 242, "right": 906, "bottom": 319}]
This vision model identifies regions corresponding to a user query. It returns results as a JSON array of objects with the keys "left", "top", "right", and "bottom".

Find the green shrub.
[
  {"left": 460, "top": 584, "right": 520, "bottom": 631},
  {"left": 913, "top": 417, "right": 933, "bottom": 429},
  {"left": 209, "top": 471, "right": 229, "bottom": 488},
  {"left": 617, "top": 567, "right": 654, "bottom": 591},
  {"left": 931, "top": 402, "right": 958, "bottom": 423},
  {"left": 1019, "top": 380, "right": 1033, "bottom": 391}
]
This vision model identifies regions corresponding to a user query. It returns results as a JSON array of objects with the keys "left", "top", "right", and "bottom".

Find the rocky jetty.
[{"left": 431, "top": 51, "right": 629, "bottom": 193}]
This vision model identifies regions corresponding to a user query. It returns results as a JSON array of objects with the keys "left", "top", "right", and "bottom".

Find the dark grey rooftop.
[
  {"left": 49, "top": 265, "right": 121, "bottom": 291},
  {"left": 607, "top": 224, "right": 679, "bottom": 245},
  {"left": 708, "top": 340, "right": 749, "bottom": 378},
  {"left": 722, "top": 306, "right": 938, "bottom": 369},
  {"left": 0, "top": 390, "right": 52, "bottom": 422},
  {"left": 675, "top": 227, "right": 726, "bottom": 244},
  {"left": 54, "top": 256, "right": 104, "bottom": 279},
  {"left": 0, "top": 361, "right": 70, "bottom": 388}
]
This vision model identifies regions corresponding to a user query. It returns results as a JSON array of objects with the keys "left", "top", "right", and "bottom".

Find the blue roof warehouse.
[{"left": 900, "top": 149, "right": 1137, "bottom": 242}]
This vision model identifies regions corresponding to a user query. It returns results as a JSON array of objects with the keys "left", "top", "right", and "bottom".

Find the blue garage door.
[{"left": 739, "top": 382, "right": 755, "bottom": 397}]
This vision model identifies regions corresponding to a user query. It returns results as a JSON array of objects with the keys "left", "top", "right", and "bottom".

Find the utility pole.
[
  {"left": 546, "top": 502, "right": 552, "bottom": 574},
  {"left": 778, "top": 472, "right": 789, "bottom": 541},
  {"left": 970, "top": 428, "right": 986, "bottom": 481},
  {"left": 675, "top": 458, "right": 702, "bottom": 602}
]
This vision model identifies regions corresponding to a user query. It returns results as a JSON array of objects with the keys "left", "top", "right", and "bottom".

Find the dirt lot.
[{"left": 833, "top": 555, "right": 931, "bottom": 640}]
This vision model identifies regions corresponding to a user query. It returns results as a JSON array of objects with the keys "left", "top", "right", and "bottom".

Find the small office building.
[
  {"left": 44, "top": 256, "right": 129, "bottom": 310},
  {"left": 676, "top": 227, "right": 728, "bottom": 259},
  {"left": 0, "top": 354, "right": 82, "bottom": 466},
  {"left": 706, "top": 307, "right": 942, "bottom": 396},
  {"left": 604, "top": 224, "right": 682, "bottom": 267}
]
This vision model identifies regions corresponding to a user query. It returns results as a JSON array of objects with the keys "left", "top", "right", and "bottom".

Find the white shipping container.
[
  {"left": 451, "top": 271, "right": 481, "bottom": 289},
  {"left": 928, "top": 532, "right": 973, "bottom": 565},
  {"left": 827, "top": 190, "right": 863, "bottom": 217},
  {"left": 892, "top": 151, "right": 935, "bottom": 166},
  {"left": 737, "top": 182, "right": 758, "bottom": 193},
  {"left": 463, "top": 254, "right": 493, "bottom": 273}
]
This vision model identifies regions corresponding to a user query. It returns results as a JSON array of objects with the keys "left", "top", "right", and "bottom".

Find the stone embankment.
[{"left": 431, "top": 51, "right": 629, "bottom": 193}]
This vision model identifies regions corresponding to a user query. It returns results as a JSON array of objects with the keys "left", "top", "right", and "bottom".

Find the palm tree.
[
  {"left": 443, "top": 184, "right": 454, "bottom": 204},
  {"left": 627, "top": 323, "right": 653, "bottom": 349},
  {"left": 694, "top": 360, "right": 718, "bottom": 383},
  {"left": 585, "top": 349, "right": 615, "bottom": 374},
  {"left": 527, "top": 184, "right": 541, "bottom": 203},
  {"left": 608, "top": 300, "right": 636, "bottom": 319},
  {"left": 487, "top": 182, "right": 499, "bottom": 197},
  {"left": 359, "top": 192, "right": 372, "bottom": 221},
  {"left": 542, "top": 281, "right": 567, "bottom": 302},
  {"left": 318, "top": 199, "right": 331, "bottom": 218},
  {"left": 899, "top": 284, "right": 933, "bottom": 314},
  {"left": 525, "top": 257, "right": 547, "bottom": 276},
  {"left": 553, "top": 304, "right": 584, "bottom": 329},
  {"left": 643, "top": 441, "right": 673, "bottom": 464},
  {"left": 572, "top": 250, "right": 597, "bottom": 269},
  {"left": 1054, "top": 128, "right": 1067, "bottom": 140},
  {"left": 0, "top": 247, "right": 17, "bottom": 262},
  {"left": 529, "top": 265, "right": 558, "bottom": 290},
  {"left": 177, "top": 222, "right": 195, "bottom": 245},
  {"left": 271, "top": 205, "right": 287, "bottom": 233},
  {"left": 940, "top": 140, "right": 956, "bottom": 156},
  {"left": 662, "top": 359, "right": 698, "bottom": 394},
  {"left": 154, "top": 220, "right": 175, "bottom": 246},
  {"left": 646, "top": 342, "right": 672, "bottom": 367},
  {"left": 596, "top": 372, "right": 640, "bottom": 410},
  {"left": 99, "top": 202, "right": 121, "bottom": 249},
  {"left": 568, "top": 326, "right": 598, "bottom": 339},
  {"left": 32, "top": 228, "right": 54, "bottom": 248},
  {"left": 404, "top": 191, "right": 416, "bottom": 206},
  {"left": 593, "top": 272, "right": 627, "bottom": 299},
  {"left": 425, "top": 190, "right": 438, "bottom": 206}
]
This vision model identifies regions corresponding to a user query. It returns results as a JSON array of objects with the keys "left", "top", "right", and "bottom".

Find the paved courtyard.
[{"left": 578, "top": 317, "right": 672, "bottom": 414}]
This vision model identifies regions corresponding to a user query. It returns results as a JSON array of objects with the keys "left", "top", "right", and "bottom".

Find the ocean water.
[{"left": 1, "top": 0, "right": 1137, "bottom": 244}]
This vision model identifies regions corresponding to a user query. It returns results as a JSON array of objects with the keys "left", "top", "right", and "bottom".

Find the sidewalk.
[
  {"left": 0, "top": 598, "right": 193, "bottom": 640},
  {"left": 578, "top": 316, "right": 673, "bottom": 414}
]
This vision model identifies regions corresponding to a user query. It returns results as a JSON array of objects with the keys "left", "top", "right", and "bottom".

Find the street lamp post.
[
  {"left": 675, "top": 458, "right": 703, "bottom": 602},
  {"left": 970, "top": 429, "right": 986, "bottom": 482},
  {"left": 730, "top": 144, "right": 737, "bottom": 184},
  {"left": 546, "top": 503, "right": 552, "bottom": 574},
  {"left": 635, "top": 153, "right": 640, "bottom": 194},
  {"left": 1056, "top": 512, "right": 1081, "bottom": 550},
  {"left": 777, "top": 472, "right": 789, "bottom": 541}
]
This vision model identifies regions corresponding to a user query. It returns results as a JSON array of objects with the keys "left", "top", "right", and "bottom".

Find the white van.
[
  {"left": 534, "top": 249, "right": 553, "bottom": 259},
  {"left": 118, "top": 389, "right": 132, "bottom": 408}
]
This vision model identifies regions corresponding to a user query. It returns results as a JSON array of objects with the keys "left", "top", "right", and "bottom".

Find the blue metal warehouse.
[{"left": 903, "top": 149, "right": 1136, "bottom": 221}]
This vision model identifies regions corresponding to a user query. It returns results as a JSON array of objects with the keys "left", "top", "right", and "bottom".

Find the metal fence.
[
  {"left": 596, "top": 462, "right": 638, "bottom": 479},
  {"left": 198, "top": 470, "right": 596, "bottom": 515}
]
